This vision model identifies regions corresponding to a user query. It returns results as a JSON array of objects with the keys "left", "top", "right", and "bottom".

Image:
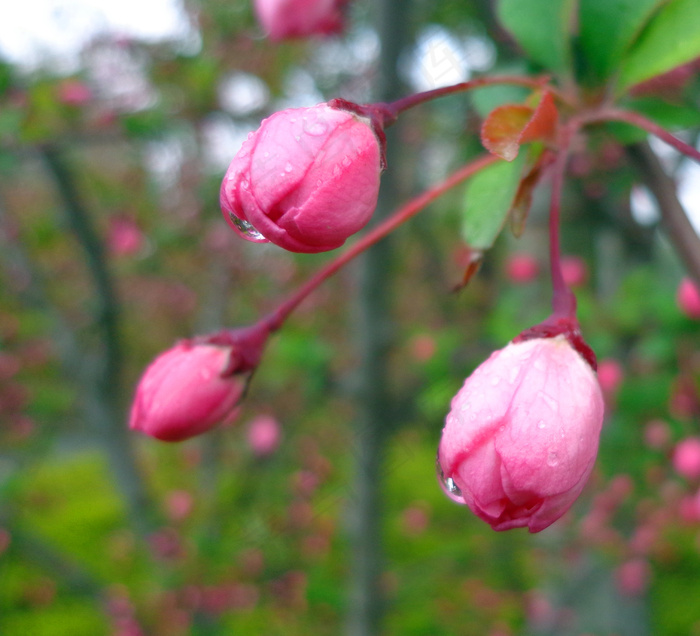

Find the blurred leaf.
[
  {"left": 470, "top": 82, "right": 531, "bottom": 118},
  {"left": 578, "top": 0, "right": 664, "bottom": 82},
  {"left": 497, "top": 0, "right": 576, "bottom": 73},
  {"left": 625, "top": 96, "right": 700, "bottom": 130},
  {"left": 461, "top": 154, "right": 526, "bottom": 251},
  {"left": 616, "top": 0, "right": 700, "bottom": 94}
]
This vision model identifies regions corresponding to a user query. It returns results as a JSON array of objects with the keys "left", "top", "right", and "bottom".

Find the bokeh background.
[{"left": 1, "top": 0, "right": 700, "bottom": 634}]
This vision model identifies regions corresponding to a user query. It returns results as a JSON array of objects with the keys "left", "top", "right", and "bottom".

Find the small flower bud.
[
  {"left": 254, "top": 0, "right": 346, "bottom": 41},
  {"left": 220, "top": 102, "right": 381, "bottom": 253},
  {"left": 246, "top": 414, "right": 282, "bottom": 457},
  {"left": 129, "top": 343, "right": 246, "bottom": 442},
  {"left": 677, "top": 277, "right": 700, "bottom": 319},
  {"left": 505, "top": 253, "right": 539, "bottom": 284},
  {"left": 437, "top": 335, "right": 604, "bottom": 533},
  {"left": 672, "top": 436, "right": 700, "bottom": 480}
]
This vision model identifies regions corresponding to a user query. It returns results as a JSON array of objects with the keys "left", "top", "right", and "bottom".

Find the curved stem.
[
  {"left": 582, "top": 107, "right": 700, "bottom": 164},
  {"left": 549, "top": 124, "right": 577, "bottom": 319},
  {"left": 385, "top": 75, "right": 563, "bottom": 118},
  {"left": 259, "top": 154, "right": 498, "bottom": 332}
]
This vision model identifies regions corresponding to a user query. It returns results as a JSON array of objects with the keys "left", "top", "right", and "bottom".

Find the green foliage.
[
  {"left": 578, "top": 0, "right": 663, "bottom": 83},
  {"left": 461, "top": 154, "right": 525, "bottom": 251},
  {"left": 616, "top": 0, "right": 700, "bottom": 93},
  {"left": 497, "top": 0, "right": 576, "bottom": 74}
]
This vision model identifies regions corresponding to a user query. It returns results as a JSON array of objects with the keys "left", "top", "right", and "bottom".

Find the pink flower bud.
[
  {"left": 505, "top": 253, "right": 539, "bottom": 284},
  {"left": 254, "top": 0, "right": 346, "bottom": 41},
  {"left": 57, "top": 79, "right": 92, "bottom": 106},
  {"left": 560, "top": 256, "right": 588, "bottom": 287},
  {"left": 677, "top": 277, "right": 700, "bottom": 319},
  {"left": 246, "top": 414, "right": 281, "bottom": 457},
  {"left": 672, "top": 437, "right": 700, "bottom": 480},
  {"left": 437, "top": 336, "right": 604, "bottom": 533},
  {"left": 108, "top": 216, "right": 145, "bottom": 257},
  {"left": 220, "top": 103, "right": 381, "bottom": 253},
  {"left": 129, "top": 343, "right": 246, "bottom": 442},
  {"left": 596, "top": 358, "right": 624, "bottom": 395}
]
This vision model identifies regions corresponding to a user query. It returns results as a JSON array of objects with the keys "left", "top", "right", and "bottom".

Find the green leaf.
[
  {"left": 497, "top": 0, "right": 576, "bottom": 74},
  {"left": 616, "top": 0, "right": 700, "bottom": 94},
  {"left": 578, "top": 0, "right": 665, "bottom": 81},
  {"left": 461, "top": 154, "right": 526, "bottom": 251}
]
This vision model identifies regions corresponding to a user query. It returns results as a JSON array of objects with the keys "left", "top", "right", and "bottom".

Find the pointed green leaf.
[
  {"left": 578, "top": 0, "right": 665, "bottom": 81},
  {"left": 461, "top": 154, "right": 526, "bottom": 251},
  {"left": 616, "top": 0, "right": 700, "bottom": 94},
  {"left": 497, "top": 0, "right": 576, "bottom": 73}
]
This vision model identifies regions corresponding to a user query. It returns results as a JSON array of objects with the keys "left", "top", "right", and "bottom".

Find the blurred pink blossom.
[
  {"left": 677, "top": 277, "right": 700, "bottom": 319},
  {"left": 672, "top": 437, "right": 700, "bottom": 480},
  {"left": 505, "top": 253, "right": 539, "bottom": 284},
  {"left": 254, "top": 0, "right": 346, "bottom": 41},
  {"left": 560, "top": 256, "right": 588, "bottom": 287},
  {"left": 246, "top": 414, "right": 281, "bottom": 457}
]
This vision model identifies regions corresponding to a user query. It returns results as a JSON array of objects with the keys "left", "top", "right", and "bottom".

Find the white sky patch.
[{"left": 0, "top": 0, "right": 194, "bottom": 72}]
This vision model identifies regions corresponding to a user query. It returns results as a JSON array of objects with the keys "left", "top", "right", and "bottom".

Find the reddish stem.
[
  {"left": 259, "top": 154, "right": 499, "bottom": 332},
  {"left": 583, "top": 107, "right": 700, "bottom": 164},
  {"left": 384, "top": 75, "right": 565, "bottom": 117},
  {"left": 548, "top": 123, "right": 577, "bottom": 320}
]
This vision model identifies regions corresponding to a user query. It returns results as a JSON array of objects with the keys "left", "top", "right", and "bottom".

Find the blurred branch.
[
  {"left": 41, "top": 145, "right": 122, "bottom": 391},
  {"left": 33, "top": 146, "right": 155, "bottom": 533},
  {"left": 347, "top": 1, "right": 412, "bottom": 635},
  {"left": 626, "top": 142, "right": 700, "bottom": 286}
]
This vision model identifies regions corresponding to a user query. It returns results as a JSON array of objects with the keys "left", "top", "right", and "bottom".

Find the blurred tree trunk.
[{"left": 347, "top": 1, "right": 412, "bottom": 634}]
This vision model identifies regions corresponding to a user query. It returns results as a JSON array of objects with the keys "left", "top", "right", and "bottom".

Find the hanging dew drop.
[
  {"left": 284, "top": 162, "right": 293, "bottom": 173},
  {"left": 436, "top": 456, "right": 465, "bottom": 504},
  {"left": 229, "top": 214, "right": 266, "bottom": 242}
]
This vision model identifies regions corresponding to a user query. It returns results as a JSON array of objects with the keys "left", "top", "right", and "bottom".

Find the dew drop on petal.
[
  {"left": 284, "top": 162, "right": 293, "bottom": 173},
  {"left": 436, "top": 456, "right": 466, "bottom": 504},
  {"left": 342, "top": 156, "right": 352, "bottom": 167},
  {"left": 304, "top": 121, "right": 328, "bottom": 136},
  {"left": 229, "top": 213, "right": 267, "bottom": 242},
  {"left": 537, "top": 420, "right": 546, "bottom": 429},
  {"left": 547, "top": 451, "right": 559, "bottom": 467}
]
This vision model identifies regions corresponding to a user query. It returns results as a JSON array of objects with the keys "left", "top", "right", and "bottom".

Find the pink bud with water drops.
[
  {"left": 220, "top": 102, "right": 381, "bottom": 253},
  {"left": 254, "top": 0, "right": 346, "bottom": 41},
  {"left": 672, "top": 437, "right": 700, "bottom": 480},
  {"left": 677, "top": 277, "right": 700, "bottom": 319},
  {"left": 246, "top": 414, "right": 281, "bottom": 457},
  {"left": 437, "top": 335, "right": 604, "bottom": 532},
  {"left": 130, "top": 325, "right": 270, "bottom": 442}
]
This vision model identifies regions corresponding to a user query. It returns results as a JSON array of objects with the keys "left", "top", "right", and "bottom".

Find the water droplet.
[
  {"left": 263, "top": 151, "right": 269, "bottom": 158},
  {"left": 342, "top": 156, "right": 352, "bottom": 167},
  {"left": 295, "top": 135, "right": 301, "bottom": 142},
  {"left": 547, "top": 451, "right": 559, "bottom": 467},
  {"left": 304, "top": 120, "right": 328, "bottom": 136},
  {"left": 290, "top": 118, "right": 296, "bottom": 123},
  {"left": 229, "top": 213, "right": 266, "bottom": 242},
  {"left": 316, "top": 179, "right": 323, "bottom": 187},
  {"left": 461, "top": 401, "right": 471, "bottom": 411},
  {"left": 490, "top": 376, "right": 500, "bottom": 386},
  {"left": 537, "top": 420, "right": 546, "bottom": 429},
  {"left": 508, "top": 366, "right": 521, "bottom": 383},
  {"left": 469, "top": 413, "right": 476, "bottom": 421},
  {"left": 333, "top": 164, "right": 341, "bottom": 176},
  {"left": 284, "top": 162, "right": 293, "bottom": 173},
  {"left": 241, "top": 180, "right": 249, "bottom": 190},
  {"left": 534, "top": 358, "right": 546, "bottom": 371},
  {"left": 436, "top": 456, "right": 465, "bottom": 504}
]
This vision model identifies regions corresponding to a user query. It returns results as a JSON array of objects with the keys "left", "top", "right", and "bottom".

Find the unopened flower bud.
[
  {"left": 220, "top": 102, "right": 381, "bottom": 253},
  {"left": 677, "top": 277, "right": 700, "bottom": 319},
  {"left": 254, "top": 0, "right": 346, "bottom": 41},
  {"left": 672, "top": 436, "right": 700, "bottom": 480},
  {"left": 437, "top": 335, "right": 604, "bottom": 533},
  {"left": 129, "top": 343, "right": 246, "bottom": 442},
  {"left": 247, "top": 414, "right": 281, "bottom": 457}
]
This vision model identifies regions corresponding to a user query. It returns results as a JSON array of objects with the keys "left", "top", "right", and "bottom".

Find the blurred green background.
[{"left": 2, "top": 0, "right": 700, "bottom": 634}]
